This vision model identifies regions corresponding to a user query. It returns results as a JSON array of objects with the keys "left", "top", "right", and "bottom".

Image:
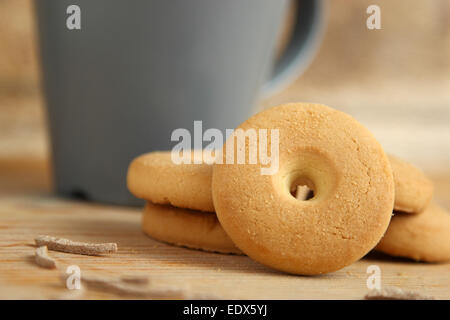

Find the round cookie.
[
  {"left": 375, "top": 203, "right": 450, "bottom": 262},
  {"left": 212, "top": 103, "right": 395, "bottom": 275},
  {"left": 127, "top": 151, "right": 215, "bottom": 212},
  {"left": 142, "top": 202, "right": 242, "bottom": 255},
  {"left": 388, "top": 155, "right": 434, "bottom": 214}
]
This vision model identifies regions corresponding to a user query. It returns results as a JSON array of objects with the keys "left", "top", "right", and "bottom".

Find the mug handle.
[{"left": 262, "top": 0, "right": 327, "bottom": 97}]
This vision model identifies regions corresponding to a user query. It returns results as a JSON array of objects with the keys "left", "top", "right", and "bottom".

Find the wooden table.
[{"left": 0, "top": 156, "right": 449, "bottom": 299}]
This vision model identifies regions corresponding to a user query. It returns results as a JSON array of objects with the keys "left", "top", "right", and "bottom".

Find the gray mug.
[{"left": 35, "top": 0, "right": 325, "bottom": 205}]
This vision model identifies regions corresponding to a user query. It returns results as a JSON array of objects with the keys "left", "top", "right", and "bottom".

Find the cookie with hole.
[{"left": 212, "top": 103, "right": 395, "bottom": 275}]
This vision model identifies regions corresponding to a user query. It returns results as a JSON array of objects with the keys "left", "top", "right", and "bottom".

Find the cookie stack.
[
  {"left": 128, "top": 151, "right": 241, "bottom": 255},
  {"left": 127, "top": 103, "right": 450, "bottom": 275}
]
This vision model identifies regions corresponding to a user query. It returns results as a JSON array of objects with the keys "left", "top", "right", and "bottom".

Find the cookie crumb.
[
  {"left": 35, "top": 246, "right": 57, "bottom": 269},
  {"left": 365, "top": 287, "right": 434, "bottom": 300},
  {"left": 35, "top": 235, "right": 117, "bottom": 256}
]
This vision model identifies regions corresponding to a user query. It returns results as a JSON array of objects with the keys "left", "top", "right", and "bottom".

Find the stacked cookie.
[
  {"left": 127, "top": 103, "right": 450, "bottom": 275},
  {"left": 375, "top": 156, "right": 450, "bottom": 263},
  {"left": 128, "top": 151, "right": 241, "bottom": 255}
]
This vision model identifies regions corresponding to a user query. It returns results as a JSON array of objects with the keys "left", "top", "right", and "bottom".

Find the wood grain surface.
[{"left": 0, "top": 192, "right": 449, "bottom": 300}]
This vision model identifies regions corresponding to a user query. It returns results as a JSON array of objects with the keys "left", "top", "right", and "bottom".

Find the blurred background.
[{"left": 0, "top": 0, "right": 449, "bottom": 207}]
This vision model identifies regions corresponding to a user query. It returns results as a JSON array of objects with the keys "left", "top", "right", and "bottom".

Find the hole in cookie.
[
  {"left": 290, "top": 185, "right": 315, "bottom": 200},
  {"left": 289, "top": 176, "right": 316, "bottom": 201},
  {"left": 273, "top": 149, "right": 338, "bottom": 203}
]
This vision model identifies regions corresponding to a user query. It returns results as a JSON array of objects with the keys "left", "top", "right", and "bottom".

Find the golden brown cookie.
[
  {"left": 127, "top": 151, "right": 215, "bottom": 212},
  {"left": 142, "top": 202, "right": 242, "bottom": 255},
  {"left": 388, "top": 155, "right": 434, "bottom": 214},
  {"left": 375, "top": 203, "right": 450, "bottom": 262},
  {"left": 212, "top": 103, "right": 395, "bottom": 275}
]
